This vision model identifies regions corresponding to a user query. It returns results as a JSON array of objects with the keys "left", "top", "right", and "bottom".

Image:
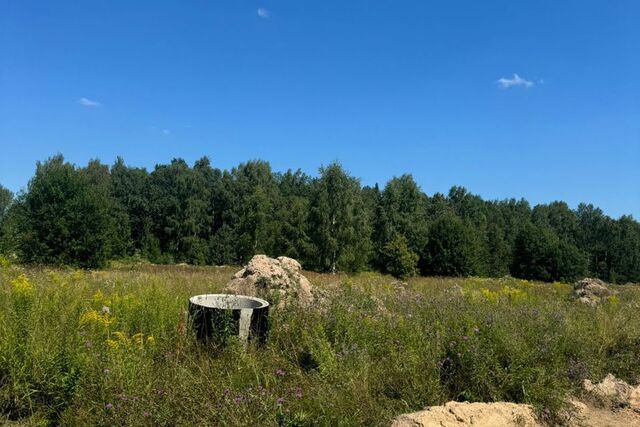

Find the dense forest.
[{"left": 0, "top": 154, "right": 638, "bottom": 283}]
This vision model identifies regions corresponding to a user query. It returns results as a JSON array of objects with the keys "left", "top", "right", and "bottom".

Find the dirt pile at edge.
[
  {"left": 391, "top": 401, "right": 539, "bottom": 427},
  {"left": 583, "top": 373, "right": 640, "bottom": 409},
  {"left": 391, "top": 373, "right": 640, "bottom": 427}
]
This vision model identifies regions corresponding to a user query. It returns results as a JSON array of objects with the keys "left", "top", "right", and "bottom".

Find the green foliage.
[
  {"left": 423, "top": 214, "right": 479, "bottom": 277},
  {"left": 0, "top": 185, "right": 15, "bottom": 254},
  {"left": 4, "top": 155, "right": 640, "bottom": 283},
  {"left": 511, "top": 223, "right": 588, "bottom": 282},
  {"left": 0, "top": 184, "right": 12, "bottom": 221},
  {"left": 381, "top": 234, "right": 419, "bottom": 279},
  {"left": 15, "top": 155, "right": 119, "bottom": 268},
  {"left": 308, "top": 162, "right": 371, "bottom": 272}
]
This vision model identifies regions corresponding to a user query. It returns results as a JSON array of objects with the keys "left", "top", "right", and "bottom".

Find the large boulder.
[
  {"left": 573, "top": 278, "right": 614, "bottom": 306},
  {"left": 391, "top": 401, "right": 539, "bottom": 427},
  {"left": 224, "top": 255, "right": 314, "bottom": 307}
]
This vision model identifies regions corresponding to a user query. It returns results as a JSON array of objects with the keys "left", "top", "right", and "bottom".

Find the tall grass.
[{"left": 1, "top": 261, "right": 639, "bottom": 426}]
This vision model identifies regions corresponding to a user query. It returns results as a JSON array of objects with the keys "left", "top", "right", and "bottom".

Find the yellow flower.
[
  {"left": 146, "top": 336, "right": 155, "bottom": 346},
  {"left": 480, "top": 288, "right": 498, "bottom": 303},
  {"left": 132, "top": 332, "right": 144, "bottom": 346},
  {"left": 11, "top": 274, "right": 34, "bottom": 298},
  {"left": 79, "top": 309, "right": 112, "bottom": 328},
  {"left": 0, "top": 255, "right": 10, "bottom": 268},
  {"left": 105, "top": 339, "right": 119, "bottom": 350},
  {"left": 500, "top": 286, "right": 527, "bottom": 302},
  {"left": 112, "top": 331, "right": 129, "bottom": 343},
  {"left": 92, "top": 290, "right": 104, "bottom": 304},
  {"left": 80, "top": 309, "right": 99, "bottom": 325}
]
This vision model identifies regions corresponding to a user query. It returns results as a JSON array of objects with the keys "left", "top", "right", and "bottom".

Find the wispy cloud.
[
  {"left": 497, "top": 74, "right": 534, "bottom": 89},
  {"left": 257, "top": 8, "right": 270, "bottom": 19},
  {"left": 78, "top": 97, "right": 102, "bottom": 107}
]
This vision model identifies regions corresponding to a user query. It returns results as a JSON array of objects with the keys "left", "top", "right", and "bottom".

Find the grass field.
[{"left": 1, "top": 260, "right": 640, "bottom": 426}]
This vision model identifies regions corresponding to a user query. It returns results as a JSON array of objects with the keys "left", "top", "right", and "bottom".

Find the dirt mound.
[
  {"left": 224, "top": 255, "right": 314, "bottom": 307},
  {"left": 567, "top": 399, "right": 640, "bottom": 426},
  {"left": 391, "top": 399, "right": 640, "bottom": 427},
  {"left": 391, "top": 401, "right": 538, "bottom": 427},
  {"left": 583, "top": 374, "right": 640, "bottom": 409},
  {"left": 573, "top": 278, "right": 614, "bottom": 305}
]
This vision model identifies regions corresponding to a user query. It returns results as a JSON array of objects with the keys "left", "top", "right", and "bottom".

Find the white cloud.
[
  {"left": 497, "top": 74, "right": 534, "bottom": 89},
  {"left": 257, "top": 8, "right": 270, "bottom": 19},
  {"left": 78, "top": 97, "right": 102, "bottom": 107}
]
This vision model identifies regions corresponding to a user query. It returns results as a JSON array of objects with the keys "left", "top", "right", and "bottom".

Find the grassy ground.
[{"left": 1, "top": 261, "right": 639, "bottom": 426}]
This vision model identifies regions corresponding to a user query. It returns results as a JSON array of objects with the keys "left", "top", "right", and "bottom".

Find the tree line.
[{"left": 0, "top": 154, "right": 638, "bottom": 283}]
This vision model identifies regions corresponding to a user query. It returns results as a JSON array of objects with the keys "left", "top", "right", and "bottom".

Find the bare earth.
[{"left": 391, "top": 400, "right": 640, "bottom": 427}]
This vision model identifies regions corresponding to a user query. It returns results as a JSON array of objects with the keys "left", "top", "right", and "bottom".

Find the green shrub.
[{"left": 381, "top": 235, "right": 419, "bottom": 279}]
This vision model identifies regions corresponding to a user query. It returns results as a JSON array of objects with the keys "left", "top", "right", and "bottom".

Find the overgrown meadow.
[{"left": 1, "top": 260, "right": 640, "bottom": 426}]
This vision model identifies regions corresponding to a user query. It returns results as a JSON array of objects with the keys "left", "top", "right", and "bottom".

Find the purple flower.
[
  {"left": 143, "top": 411, "right": 150, "bottom": 418},
  {"left": 105, "top": 403, "right": 114, "bottom": 410},
  {"left": 276, "top": 397, "right": 285, "bottom": 405},
  {"left": 294, "top": 387, "right": 303, "bottom": 399},
  {"left": 275, "top": 369, "right": 285, "bottom": 377},
  {"left": 234, "top": 395, "right": 243, "bottom": 404}
]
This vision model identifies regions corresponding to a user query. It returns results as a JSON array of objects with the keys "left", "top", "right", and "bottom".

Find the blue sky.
[{"left": 1, "top": 1, "right": 639, "bottom": 218}]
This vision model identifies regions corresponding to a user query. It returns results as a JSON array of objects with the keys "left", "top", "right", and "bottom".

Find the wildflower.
[
  {"left": 80, "top": 310, "right": 99, "bottom": 325},
  {"left": 105, "top": 339, "right": 119, "bottom": 350},
  {"left": 101, "top": 305, "right": 111, "bottom": 315},
  {"left": 103, "top": 368, "right": 110, "bottom": 375},
  {"left": 234, "top": 395, "right": 243, "bottom": 404},
  {"left": 143, "top": 411, "right": 151, "bottom": 418},
  {"left": 105, "top": 403, "right": 114, "bottom": 410},
  {"left": 132, "top": 332, "right": 144, "bottom": 346},
  {"left": 93, "top": 290, "right": 104, "bottom": 304},
  {"left": 0, "top": 255, "right": 10, "bottom": 268},
  {"left": 275, "top": 369, "right": 285, "bottom": 377},
  {"left": 276, "top": 397, "right": 284, "bottom": 405},
  {"left": 79, "top": 309, "right": 112, "bottom": 328},
  {"left": 294, "top": 387, "right": 303, "bottom": 399},
  {"left": 113, "top": 331, "right": 128, "bottom": 341},
  {"left": 11, "top": 274, "right": 34, "bottom": 298},
  {"left": 462, "top": 335, "right": 469, "bottom": 341},
  {"left": 146, "top": 335, "right": 155, "bottom": 346}
]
